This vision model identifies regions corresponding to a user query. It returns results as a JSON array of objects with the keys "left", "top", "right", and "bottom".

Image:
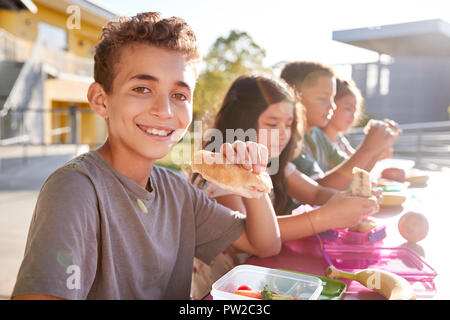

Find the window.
[{"left": 37, "top": 22, "right": 67, "bottom": 51}]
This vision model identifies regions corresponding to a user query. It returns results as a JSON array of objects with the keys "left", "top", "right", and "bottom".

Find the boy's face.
[
  {"left": 100, "top": 43, "right": 196, "bottom": 161},
  {"left": 300, "top": 76, "right": 336, "bottom": 129}
]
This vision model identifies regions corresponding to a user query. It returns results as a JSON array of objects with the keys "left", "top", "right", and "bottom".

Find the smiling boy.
[{"left": 11, "top": 12, "right": 280, "bottom": 300}]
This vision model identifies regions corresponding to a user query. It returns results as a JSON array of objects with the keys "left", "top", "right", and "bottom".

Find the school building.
[
  {"left": 333, "top": 19, "right": 450, "bottom": 124},
  {"left": 0, "top": 0, "right": 121, "bottom": 146}
]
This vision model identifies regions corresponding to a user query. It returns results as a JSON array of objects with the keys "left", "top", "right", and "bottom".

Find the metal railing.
[
  {"left": 39, "top": 46, "right": 94, "bottom": 77},
  {"left": 346, "top": 120, "right": 450, "bottom": 170},
  {"left": 0, "top": 108, "right": 100, "bottom": 144},
  {"left": 1, "top": 31, "right": 44, "bottom": 118},
  {"left": 0, "top": 29, "right": 96, "bottom": 170},
  {"left": 0, "top": 124, "right": 76, "bottom": 170},
  {"left": 0, "top": 27, "right": 94, "bottom": 77},
  {"left": 0, "top": 28, "right": 32, "bottom": 62},
  {"left": 0, "top": 134, "right": 30, "bottom": 168}
]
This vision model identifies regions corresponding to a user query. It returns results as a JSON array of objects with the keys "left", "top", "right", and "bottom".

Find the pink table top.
[{"left": 247, "top": 170, "right": 449, "bottom": 300}]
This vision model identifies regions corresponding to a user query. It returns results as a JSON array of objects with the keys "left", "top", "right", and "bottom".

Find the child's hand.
[
  {"left": 220, "top": 141, "right": 269, "bottom": 174},
  {"left": 383, "top": 119, "right": 402, "bottom": 137},
  {"left": 361, "top": 120, "right": 399, "bottom": 156},
  {"left": 322, "top": 191, "right": 379, "bottom": 229}
]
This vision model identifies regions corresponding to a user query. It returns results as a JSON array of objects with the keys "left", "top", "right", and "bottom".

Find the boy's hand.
[
  {"left": 322, "top": 191, "right": 379, "bottom": 229},
  {"left": 220, "top": 141, "right": 269, "bottom": 175}
]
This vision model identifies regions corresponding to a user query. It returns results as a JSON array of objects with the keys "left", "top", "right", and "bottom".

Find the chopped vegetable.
[
  {"left": 233, "top": 284, "right": 299, "bottom": 300},
  {"left": 234, "top": 289, "right": 262, "bottom": 299},
  {"left": 261, "top": 285, "right": 298, "bottom": 300},
  {"left": 237, "top": 285, "right": 252, "bottom": 291}
]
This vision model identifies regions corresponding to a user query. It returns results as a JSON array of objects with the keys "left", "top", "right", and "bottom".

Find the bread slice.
[
  {"left": 191, "top": 150, "right": 273, "bottom": 198},
  {"left": 352, "top": 167, "right": 371, "bottom": 197},
  {"left": 351, "top": 167, "right": 374, "bottom": 232}
]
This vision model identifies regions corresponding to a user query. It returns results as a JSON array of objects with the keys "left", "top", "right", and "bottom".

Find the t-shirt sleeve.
[
  {"left": 285, "top": 162, "right": 296, "bottom": 177},
  {"left": 335, "top": 134, "right": 355, "bottom": 157},
  {"left": 318, "top": 129, "right": 349, "bottom": 169},
  {"left": 292, "top": 149, "right": 325, "bottom": 180},
  {"left": 11, "top": 168, "right": 99, "bottom": 300},
  {"left": 190, "top": 186, "right": 246, "bottom": 264}
]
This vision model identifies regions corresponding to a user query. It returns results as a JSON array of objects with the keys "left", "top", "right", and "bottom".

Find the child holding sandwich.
[
  {"left": 322, "top": 78, "right": 405, "bottom": 179},
  {"left": 11, "top": 12, "right": 281, "bottom": 300},
  {"left": 280, "top": 61, "right": 401, "bottom": 190},
  {"left": 322, "top": 78, "right": 364, "bottom": 157},
  {"left": 190, "top": 75, "right": 380, "bottom": 299}
]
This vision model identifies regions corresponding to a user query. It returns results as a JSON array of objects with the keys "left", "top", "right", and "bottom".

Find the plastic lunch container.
[
  {"left": 319, "top": 224, "right": 387, "bottom": 245},
  {"left": 322, "top": 245, "right": 437, "bottom": 282},
  {"left": 293, "top": 205, "right": 386, "bottom": 245},
  {"left": 211, "top": 265, "right": 323, "bottom": 300}
]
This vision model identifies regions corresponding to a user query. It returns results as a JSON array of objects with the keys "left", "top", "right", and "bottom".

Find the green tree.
[{"left": 193, "top": 30, "right": 271, "bottom": 120}]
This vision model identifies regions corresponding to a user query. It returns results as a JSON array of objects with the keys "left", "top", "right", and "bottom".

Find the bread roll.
[{"left": 191, "top": 150, "right": 273, "bottom": 198}]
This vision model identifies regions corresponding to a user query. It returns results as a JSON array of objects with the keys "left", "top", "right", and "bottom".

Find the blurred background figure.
[{"left": 322, "top": 78, "right": 363, "bottom": 157}]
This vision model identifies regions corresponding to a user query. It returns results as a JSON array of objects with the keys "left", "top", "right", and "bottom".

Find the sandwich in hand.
[
  {"left": 191, "top": 150, "right": 273, "bottom": 198},
  {"left": 348, "top": 217, "right": 377, "bottom": 233},
  {"left": 352, "top": 167, "right": 372, "bottom": 197},
  {"left": 192, "top": 150, "right": 273, "bottom": 198},
  {"left": 351, "top": 167, "right": 377, "bottom": 232}
]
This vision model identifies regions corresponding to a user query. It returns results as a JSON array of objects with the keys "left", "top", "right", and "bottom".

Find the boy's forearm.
[
  {"left": 366, "top": 154, "right": 381, "bottom": 172},
  {"left": 241, "top": 194, "right": 281, "bottom": 257},
  {"left": 317, "top": 146, "right": 376, "bottom": 190}
]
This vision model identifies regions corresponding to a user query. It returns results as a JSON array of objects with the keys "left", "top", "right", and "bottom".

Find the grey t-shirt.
[
  {"left": 292, "top": 127, "right": 348, "bottom": 179},
  {"left": 11, "top": 150, "right": 246, "bottom": 300}
]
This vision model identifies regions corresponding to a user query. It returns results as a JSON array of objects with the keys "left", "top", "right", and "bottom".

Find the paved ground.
[
  {"left": 0, "top": 145, "right": 88, "bottom": 299},
  {"left": 0, "top": 190, "right": 39, "bottom": 299}
]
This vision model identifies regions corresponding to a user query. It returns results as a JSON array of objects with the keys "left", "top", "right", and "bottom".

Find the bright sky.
[{"left": 101, "top": 0, "right": 450, "bottom": 68}]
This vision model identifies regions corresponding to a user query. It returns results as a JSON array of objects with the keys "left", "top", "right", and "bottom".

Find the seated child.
[
  {"left": 189, "top": 75, "right": 380, "bottom": 299},
  {"left": 323, "top": 78, "right": 401, "bottom": 172},
  {"left": 280, "top": 61, "right": 401, "bottom": 190},
  {"left": 322, "top": 78, "right": 363, "bottom": 156},
  {"left": 11, "top": 12, "right": 281, "bottom": 300}
]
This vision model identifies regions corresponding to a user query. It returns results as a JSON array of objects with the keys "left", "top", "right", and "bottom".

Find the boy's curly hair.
[{"left": 94, "top": 12, "right": 200, "bottom": 93}]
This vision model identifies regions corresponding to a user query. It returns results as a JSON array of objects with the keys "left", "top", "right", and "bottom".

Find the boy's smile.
[{"left": 136, "top": 123, "right": 175, "bottom": 140}]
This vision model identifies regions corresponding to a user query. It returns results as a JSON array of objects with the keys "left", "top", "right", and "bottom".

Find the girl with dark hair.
[{"left": 190, "top": 74, "right": 380, "bottom": 299}]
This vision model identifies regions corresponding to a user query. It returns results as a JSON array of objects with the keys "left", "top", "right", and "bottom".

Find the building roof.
[
  {"left": 332, "top": 19, "right": 450, "bottom": 57},
  {"left": 34, "top": 0, "right": 124, "bottom": 26},
  {"left": 0, "top": 0, "right": 37, "bottom": 12},
  {"left": 66, "top": 0, "right": 123, "bottom": 20}
]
